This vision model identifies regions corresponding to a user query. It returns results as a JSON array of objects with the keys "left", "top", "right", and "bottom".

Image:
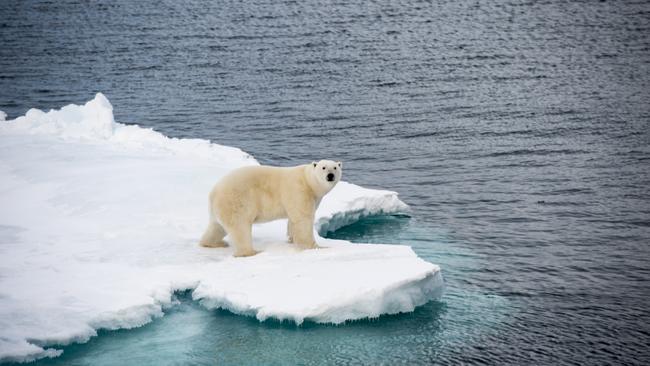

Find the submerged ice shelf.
[{"left": 0, "top": 94, "right": 443, "bottom": 363}]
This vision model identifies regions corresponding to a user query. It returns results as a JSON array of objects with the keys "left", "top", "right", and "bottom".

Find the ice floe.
[{"left": 0, "top": 94, "right": 442, "bottom": 363}]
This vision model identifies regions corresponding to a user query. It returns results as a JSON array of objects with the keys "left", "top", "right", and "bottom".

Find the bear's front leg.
[
  {"left": 286, "top": 199, "right": 319, "bottom": 250},
  {"left": 290, "top": 218, "right": 319, "bottom": 250},
  {"left": 286, "top": 220, "right": 294, "bottom": 243}
]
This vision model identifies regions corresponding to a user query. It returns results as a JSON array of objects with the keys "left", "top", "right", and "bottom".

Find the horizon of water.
[{"left": 1, "top": 0, "right": 649, "bottom": 364}]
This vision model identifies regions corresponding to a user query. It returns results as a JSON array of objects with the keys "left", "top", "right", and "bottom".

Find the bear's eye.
[
  {"left": 334, "top": 167, "right": 337, "bottom": 170},
  {"left": 322, "top": 167, "right": 326, "bottom": 170}
]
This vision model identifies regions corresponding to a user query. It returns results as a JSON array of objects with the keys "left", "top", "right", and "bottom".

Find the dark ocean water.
[{"left": 1, "top": 0, "right": 650, "bottom": 364}]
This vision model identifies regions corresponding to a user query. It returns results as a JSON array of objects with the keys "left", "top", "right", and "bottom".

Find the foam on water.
[{"left": 0, "top": 95, "right": 442, "bottom": 363}]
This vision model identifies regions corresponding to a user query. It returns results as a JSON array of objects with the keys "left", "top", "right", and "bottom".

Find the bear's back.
[{"left": 213, "top": 165, "right": 305, "bottom": 196}]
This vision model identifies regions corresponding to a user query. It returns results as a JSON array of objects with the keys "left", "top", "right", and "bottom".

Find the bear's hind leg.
[
  {"left": 225, "top": 222, "right": 258, "bottom": 257},
  {"left": 199, "top": 221, "right": 228, "bottom": 248}
]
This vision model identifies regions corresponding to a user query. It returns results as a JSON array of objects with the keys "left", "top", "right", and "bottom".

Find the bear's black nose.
[{"left": 327, "top": 173, "right": 334, "bottom": 181}]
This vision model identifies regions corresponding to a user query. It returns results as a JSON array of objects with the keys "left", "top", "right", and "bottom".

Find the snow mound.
[
  {"left": 316, "top": 181, "right": 410, "bottom": 234},
  {"left": 1, "top": 93, "right": 254, "bottom": 169},
  {"left": 0, "top": 95, "right": 442, "bottom": 363}
]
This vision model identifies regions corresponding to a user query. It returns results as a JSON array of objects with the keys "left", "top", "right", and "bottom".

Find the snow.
[{"left": 0, "top": 94, "right": 443, "bottom": 363}]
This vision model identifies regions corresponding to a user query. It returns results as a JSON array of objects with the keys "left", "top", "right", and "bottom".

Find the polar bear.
[{"left": 199, "top": 160, "right": 342, "bottom": 257}]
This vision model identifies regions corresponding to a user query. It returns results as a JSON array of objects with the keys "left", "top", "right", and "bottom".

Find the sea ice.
[{"left": 0, "top": 94, "right": 442, "bottom": 363}]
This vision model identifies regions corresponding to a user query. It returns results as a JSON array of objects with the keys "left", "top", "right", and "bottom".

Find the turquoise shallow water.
[{"left": 24, "top": 216, "right": 508, "bottom": 365}]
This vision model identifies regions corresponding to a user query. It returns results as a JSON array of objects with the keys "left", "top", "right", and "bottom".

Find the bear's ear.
[
  {"left": 312, "top": 161, "right": 317, "bottom": 168},
  {"left": 337, "top": 161, "right": 342, "bottom": 168}
]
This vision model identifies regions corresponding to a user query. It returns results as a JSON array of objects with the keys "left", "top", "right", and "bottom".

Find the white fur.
[{"left": 199, "top": 160, "right": 342, "bottom": 257}]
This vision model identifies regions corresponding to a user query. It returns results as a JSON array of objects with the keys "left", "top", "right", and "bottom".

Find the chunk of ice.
[{"left": 0, "top": 94, "right": 442, "bottom": 363}]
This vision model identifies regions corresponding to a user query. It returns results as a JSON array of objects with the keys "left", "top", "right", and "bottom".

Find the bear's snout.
[{"left": 327, "top": 173, "right": 335, "bottom": 182}]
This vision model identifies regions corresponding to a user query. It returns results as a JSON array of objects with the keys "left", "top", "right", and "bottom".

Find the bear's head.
[{"left": 310, "top": 160, "right": 342, "bottom": 193}]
